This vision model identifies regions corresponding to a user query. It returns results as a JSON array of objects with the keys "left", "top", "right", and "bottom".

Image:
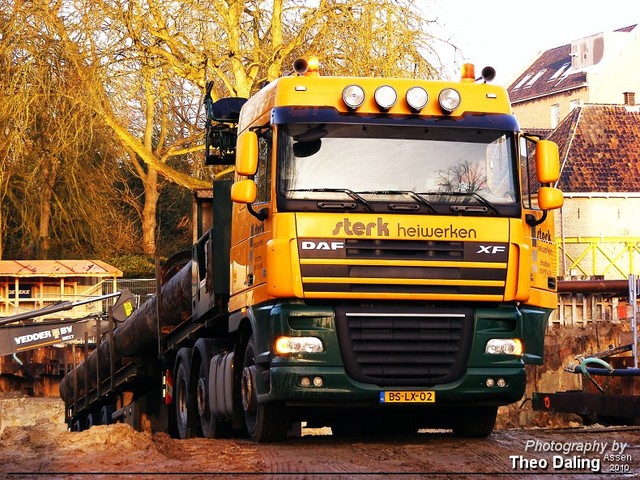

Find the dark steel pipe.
[{"left": 557, "top": 279, "right": 629, "bottom": 294}]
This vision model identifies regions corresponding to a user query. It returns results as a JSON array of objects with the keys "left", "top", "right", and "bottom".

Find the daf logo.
[
  {"left": 477, "top": 245, "right": 507, "bottom": 254},
  {"left": 301, "top": 241, "right": 345, "bottom": 251}
]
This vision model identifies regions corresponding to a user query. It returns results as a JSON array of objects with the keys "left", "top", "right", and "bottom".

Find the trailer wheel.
[
  {"left": 72, "top": 419, "right": 83, "bottom": 432},
  {"left": 451, "top": 406, "right": 497, "bottom": 438},
  {"left": 100, "top": 406, "right": 115, "bottom": 425},
  {"left": 241, "top": 336, "right": 290, "bottom": 442},
  {"left": 86, "top": 413, "right": 97, "bottom": 429}
]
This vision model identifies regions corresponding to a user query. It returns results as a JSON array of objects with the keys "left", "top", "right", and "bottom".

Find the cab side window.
[
  {"left": 254, "top": 133, "right": 272, "bottom": 204},
  {"left": 519, "top": 136, "right": 540, "bottom": 209}
]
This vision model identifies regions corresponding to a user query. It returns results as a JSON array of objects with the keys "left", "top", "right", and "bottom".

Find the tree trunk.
[
  {"left": 59, "top": 261, "right": 193, "bottom": 403},
  {"left": 141, "top": 168, "right": 159, "bottom": 255},
  {"left": 38, "top": 158, "right": 58, "bottom": 259}
]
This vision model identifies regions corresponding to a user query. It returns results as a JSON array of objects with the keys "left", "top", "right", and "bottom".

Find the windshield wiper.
[
  {"left": 418, "top": 191, "right": 500, "bottom": 215},
  {"left": 361, "top": 190, "right": 437, "bottom": 213},
  {"left": 290, "top": 188, "right": 374, "bottom": 212}
]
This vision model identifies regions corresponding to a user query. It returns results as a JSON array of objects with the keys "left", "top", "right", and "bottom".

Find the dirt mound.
[
  {"left": 0, "top": 396, "right": 65, "bottom": 435},
  {"left": 0, "top": 397, "right": 263, "bottom": 477}
]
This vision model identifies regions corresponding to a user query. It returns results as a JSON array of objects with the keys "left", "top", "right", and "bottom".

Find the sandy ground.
[
  {"left": 1, "top": 395, "right": 639, "bottom": 480},
  {"left": 0, "top": 396, "right": 262, "bottom": 479}
]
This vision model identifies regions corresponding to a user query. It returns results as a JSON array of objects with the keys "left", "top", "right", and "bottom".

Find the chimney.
[{"left": 624, "top": 91, "right": 636, "bottom": 106}]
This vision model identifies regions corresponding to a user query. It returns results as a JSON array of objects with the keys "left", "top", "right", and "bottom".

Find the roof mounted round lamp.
[
  {"left": 406, "top": 87, "right": 429, "bottom": 112},
  {"left": 374, "top": 85, "right": 397, "bottom": 111},
  {"left": 438, "top": 88, "right": 461, "bottom": 113},
  {"left": 342, "top": 84, "right": 365, "bottom": 110}
]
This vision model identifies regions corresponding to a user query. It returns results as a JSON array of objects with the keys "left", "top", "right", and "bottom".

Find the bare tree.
[
  {"left": 438, "top": 160, "right": 487, "bottom": 194},
  {"left": 1, "top": 0, "right": 447, "bottom": 259},
  {"left": 0, "top": 0, "right": 136, "bottom": 259}
]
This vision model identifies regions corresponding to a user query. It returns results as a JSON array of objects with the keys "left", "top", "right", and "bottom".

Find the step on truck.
[{"left": 60, "top": 58, "right": 564, "bottom": 441}]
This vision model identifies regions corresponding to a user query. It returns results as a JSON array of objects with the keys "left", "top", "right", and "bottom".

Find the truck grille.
[
  {"left": 299, "top": 238, "right": 508, "bottom": 298},
  {"left": 335, "top": 306, "right": 473, "bottom": 386}
]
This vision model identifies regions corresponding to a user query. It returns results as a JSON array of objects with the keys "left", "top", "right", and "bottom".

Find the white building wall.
[
  {"left": 587, "top": 29, "right": 640, "bottom": 105},
  {"left": 556, "top": 195, "right": 640, "bottom": 279}
]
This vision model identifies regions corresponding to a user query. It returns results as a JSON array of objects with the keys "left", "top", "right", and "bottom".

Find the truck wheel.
[
  {"left": 175, "top": 357, "right": 197, "bottom": 439},
  {"left": 241, "top": 336, "right": 290, "bottom": 442},
  {"left": 197, "top": 352, "right": 231, "bottom": 438},
  {"left": 451, "top": 406, "right": 497, "bottom": 438}
]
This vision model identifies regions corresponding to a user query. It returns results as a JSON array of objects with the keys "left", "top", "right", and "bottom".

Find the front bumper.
[{"left": 260, "top": 364, "right": 526, "bottom": 407}]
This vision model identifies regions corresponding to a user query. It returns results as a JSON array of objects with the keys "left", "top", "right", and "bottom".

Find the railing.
[{"left": 558, "top": 236, "right": 640, "bottom": 279}]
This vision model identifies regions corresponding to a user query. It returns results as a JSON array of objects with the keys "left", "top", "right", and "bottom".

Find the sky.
[{"left": 430, "top": 0, "right": 640, "bottom": 86}]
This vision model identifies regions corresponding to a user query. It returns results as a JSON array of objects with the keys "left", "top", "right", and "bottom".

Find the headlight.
[
  {"left": 342, "top": 85, "right": 365, "bottom": 109},
  {"left": 406, "top": 86, "right": 429, "bottom": 111},
  {"left": 275, "top": 336, "right": 324, "bottom": 354},
  {"left": 485, "top": 338, "right": 523, "bottom": 356},
  {"left": 438, "top": 88, "right": 461, "bottom": 113},
  {"left": 374, "top": 85, "right": 397, "bottom": 110}
]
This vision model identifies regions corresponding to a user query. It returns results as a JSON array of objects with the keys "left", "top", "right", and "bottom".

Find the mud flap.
[{"left": 520, "top": 306, "right": 551, "bottom": 365}]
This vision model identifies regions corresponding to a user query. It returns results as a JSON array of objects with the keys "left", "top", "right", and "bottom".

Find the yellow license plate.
[{"left": 379, "top": 391, "right": 436, "bottom": 403}]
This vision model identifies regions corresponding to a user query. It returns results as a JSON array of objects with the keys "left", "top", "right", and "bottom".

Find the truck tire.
[
  {"left": 241, "top": 336, "right": 290, "bottom": 442},
  {"left": 86, "top": 413, "right": 97, "bottom": 429},
  {"left": 72, "top": 419, "right": 83, "bottom": 432},
  {"left": 100, "top": 405, "right": 115, "bottom": 425},
  {"left": 195, "top": 340, "right": 231, "bottom": 438},
  {"left": 451, "top": 406, "right": 497, "bottom": 438},
  {"left": 174, "top": 349, "right": 198, "bottom": 439}
]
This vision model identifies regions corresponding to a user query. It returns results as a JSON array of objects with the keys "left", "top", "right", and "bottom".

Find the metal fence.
[
  {"left": 558, "top": 236, "right": 640, "bottom": 280},
  {"left": 103, "top": 278, "right": 157, "bottom": 309}
]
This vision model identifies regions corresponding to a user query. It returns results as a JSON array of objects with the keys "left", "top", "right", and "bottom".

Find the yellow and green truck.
[{"left": 61, "top": 58, "right": 563, "bottom": 442}]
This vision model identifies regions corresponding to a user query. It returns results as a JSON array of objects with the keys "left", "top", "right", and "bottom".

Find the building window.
[
  {"left": 513, "top": 74, "right": 533, "bottom": 90},
  {"left": 524, "top": 70, "right": 546, "bottom": 88},
  {"left": 549, "top": 63, "right": 570, "bottom": 81},
  {"left": 569, "top": 99, "right": 581, "bottom": 111},
  {"left": 550, "top": 104, "right": 561, "bottom": 128}
]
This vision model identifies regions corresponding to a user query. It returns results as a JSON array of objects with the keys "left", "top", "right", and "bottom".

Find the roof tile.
[{"left": 548, "top": 105, "right": 640, "bottom": 192}]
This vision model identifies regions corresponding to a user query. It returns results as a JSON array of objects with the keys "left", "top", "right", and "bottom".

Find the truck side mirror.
[
  {"left": 538, "top": 186, "right": 563, "bottom": 210},
  {"left": 235, "top": 131, "right": 259, "bottom": 176},
  {"left": 231, "top": 179, "right": 257, "bottom": 204},
  {"left": 535, "top": 140, "right": 560, "bottom": 183}
]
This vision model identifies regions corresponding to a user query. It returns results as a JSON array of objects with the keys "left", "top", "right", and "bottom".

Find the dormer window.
[
  {"left": 513, "top": 73, "right": 533, "bottom": 90},
  {"left": 524, "top": 70, "right": 546, "bottom": 88},
  {"left": 549, "top": 63, "right": 570, "bottom": 80}
]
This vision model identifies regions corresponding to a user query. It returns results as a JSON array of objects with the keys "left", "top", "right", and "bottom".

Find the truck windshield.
[{"left": 277, "top": 123, "right": 518, "bottom": 214}]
